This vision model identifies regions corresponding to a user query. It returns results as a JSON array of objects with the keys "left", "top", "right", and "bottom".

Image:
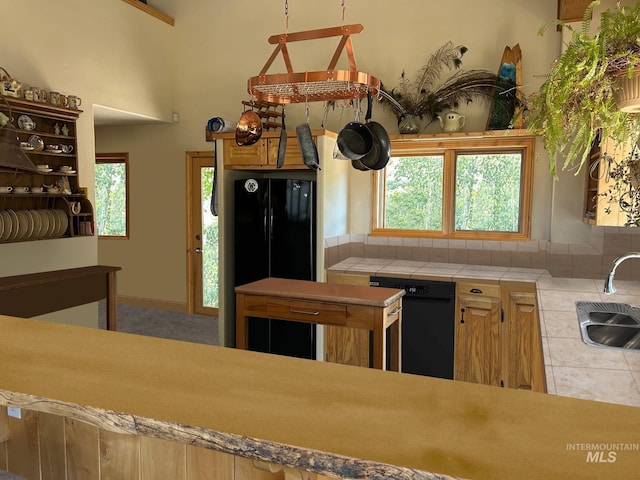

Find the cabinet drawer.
[
  {"left": 267, "top": 298, "right": 347, "bottom": 325},
  {"left": 457, "top": 282, "right": 500, "bottom": 298}
]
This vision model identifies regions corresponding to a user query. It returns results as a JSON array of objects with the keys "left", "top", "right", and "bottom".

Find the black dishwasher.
[{"left": 370, "top": 277, "right": 456, "bottom": 379}]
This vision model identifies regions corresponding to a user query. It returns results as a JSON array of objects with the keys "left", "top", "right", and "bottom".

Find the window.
[
  {"left": 95, "top": 153, "right": 129, "bottom": 238},
  {"left": 372, "top": 135, "right": 534, "bottom": 240}
]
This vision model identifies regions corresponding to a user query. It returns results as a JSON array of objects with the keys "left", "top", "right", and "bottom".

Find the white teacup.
[
  {"left": 46, "top": 186, "right": 62, "bottom": 194},
  {"left": 37, "top": 164, "right": 49, "bottom": 170},
  {"left": 61, "top": 145, "right": 74, "bottom": 154},
  {"left": 0, "top": 186, "right": 13, "bottom": 193},
  {"left": 60, "top": 165, "right": 73, "bottom": 171},
  {"left": 31, "top": 186, "right": 44, "bottom": 193},
  {"left": 14, "top": 186, "right": 30, "bottom": 194}
]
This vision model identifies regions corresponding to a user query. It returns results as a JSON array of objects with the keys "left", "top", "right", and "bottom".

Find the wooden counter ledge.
[{"left": 0, "top": 314, "right": 638, "bottom": 480}]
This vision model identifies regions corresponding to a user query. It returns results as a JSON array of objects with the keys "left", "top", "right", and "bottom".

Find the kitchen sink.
[{"left": 575, "top": 301, "right": 640, "bottom": 350}]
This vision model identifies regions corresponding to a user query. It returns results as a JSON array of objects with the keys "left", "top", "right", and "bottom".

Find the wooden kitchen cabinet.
[
  {"left": 583, "top": 132, "right": 635, "bottom": 226},
  {"left": 222, "top": 133, "right": 308, "bottom": 170},
  {"left": 0, "top": 96, "right": 93, "bottom": 242},
  {"left": 454, "top": 284, "right": 502, "bottom": 386},
  {"left": 454, "top": 281, "right": 546, "bottom": 392},
  {"left": 325, "top": 271, "right": 371, "bottom": 367},
  {"left": 502, "top": 284, "right": 546, "bottom": 392}
]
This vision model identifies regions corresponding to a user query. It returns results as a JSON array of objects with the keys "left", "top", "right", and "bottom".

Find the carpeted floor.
[{"left": 97, "top": 302, "right": 218, "bottom": 346}]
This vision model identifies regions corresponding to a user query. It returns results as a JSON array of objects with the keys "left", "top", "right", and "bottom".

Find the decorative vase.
[
  {"left": 398, "top": 114, "right": 420, "bottom": 134},
  {"left": 614, "top": 69, "right": 640, "bottom": 113}
]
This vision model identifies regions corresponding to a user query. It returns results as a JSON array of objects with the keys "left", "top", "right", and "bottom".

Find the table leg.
[
  {"left": 372, "top": 312, "right": 385, "bottom": 370},
  {"left": 106, "top": 271, "right": 118, "bottom": 331},
  {"left": 236, "top": 294, "right": 248, "bottom": 349}
]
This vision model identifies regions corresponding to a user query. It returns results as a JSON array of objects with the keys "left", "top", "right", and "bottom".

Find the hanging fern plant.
[{"left": 527, "top": 0, "right": 640, "bottom": 177}]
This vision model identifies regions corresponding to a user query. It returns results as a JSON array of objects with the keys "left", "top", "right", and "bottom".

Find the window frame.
[
  {"left": 95, "top": 152, "right": 130, "bottom": 239},
  {"left": 371, "top": 134, "right": 535, "bottom": 240}
]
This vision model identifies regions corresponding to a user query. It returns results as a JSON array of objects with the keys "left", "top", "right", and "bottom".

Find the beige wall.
[{"left": 0, "top": 0, "right": 175, "bottom": 326}]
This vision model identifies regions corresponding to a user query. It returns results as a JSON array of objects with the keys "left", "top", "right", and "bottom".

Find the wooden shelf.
[{"left": 121, "top": 0, "right": 174, "bottom": 26}]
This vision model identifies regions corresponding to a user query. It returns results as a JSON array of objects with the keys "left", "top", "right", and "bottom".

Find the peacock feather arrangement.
[{"left": 379, "top": 42, "right": 518, "bottom": 128}]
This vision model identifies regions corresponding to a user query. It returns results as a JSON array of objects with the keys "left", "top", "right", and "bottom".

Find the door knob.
[{"left": 195, "top": 247, "right": 203, "bottom": 253}]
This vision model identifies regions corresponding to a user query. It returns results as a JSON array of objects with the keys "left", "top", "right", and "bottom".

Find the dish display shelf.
[{"left": 0, "top": 96, "right": 94, "bottom": 242}]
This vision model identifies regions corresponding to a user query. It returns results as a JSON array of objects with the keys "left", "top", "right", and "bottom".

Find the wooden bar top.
[
  {"left": 235, "top": 277, "right": 405, "bottom": 307},
  {"left": 0, "top": 314, "right": 638, "bottom": 480}
]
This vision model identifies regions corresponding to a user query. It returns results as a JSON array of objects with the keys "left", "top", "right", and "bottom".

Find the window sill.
[{"left": 121, "top": 0, "right": 174, "bottom": 26}]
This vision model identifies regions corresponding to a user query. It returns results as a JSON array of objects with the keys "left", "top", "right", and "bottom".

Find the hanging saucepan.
[{"left": 235, "top": 109, "right": 263, "bottom": 146}]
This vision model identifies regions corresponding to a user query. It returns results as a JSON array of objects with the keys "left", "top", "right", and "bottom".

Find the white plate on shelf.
[
  {"left": 44, "top": 149, "right": 62, "bottom": 154},
  {"left": 58, "top": 169, "right": 76, "bottom": 174},
  {"left": 37, "top": 210, "right": 49, "bottom": 239},
  {"left": 28, "top": 135, "right": 44, "bottom": 152},
  {"left": 14, "top": 210, "right": 30, "bottom": 240},
  {"left": 0, "top": 211, "right": 11, "bottom": 242},
  {"left": 36, "top": 167, "right": 53, "bottom": 173},
  {"left": 30, "top": 210, "right": 43, "bottom": 239},
  {"left": 50, "top": 210, "right": 60, "bottom": 237},
  {"left": 45, "top": 210, "right": 57, "bottom": 237},
  {"left": 6, "top": 209, "right": 19, "bottom": 241},
  {"left": 21, "top": 210, "right": 35, "bottom": 240},
  {"left": 55, "top": 209, "right": 67, "bottom": 237},
  {"left": 17, "top": 115, "right": 36, "bottom": 131}
]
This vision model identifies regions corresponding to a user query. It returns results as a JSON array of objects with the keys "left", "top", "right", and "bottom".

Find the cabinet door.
[
  {"left": 585, "top": 135, "right": 635, "bottom": 225},
  {"left": 455, "top": 294, "right": 502, "bottom": 386},
  {"left": 503, "top": 288, "right": 546, "bottom": 392},
  {"left": 266, "top": 136, "right": 306, "bottom": 169},
  {"left": 325, "top": 272, "right": 370, "bottom": 367},
  {"left": 223, "top": 139, "right": 267, "bottom": 169}
]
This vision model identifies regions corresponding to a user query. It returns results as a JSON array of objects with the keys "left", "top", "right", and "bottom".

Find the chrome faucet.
[{"left": 604, "top": 252, "right": 640, "bottom": 294}]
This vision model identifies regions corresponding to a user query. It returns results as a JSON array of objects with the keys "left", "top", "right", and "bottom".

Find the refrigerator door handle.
[
  {"left": 269, "top": 206, "right": 274, "bottom": 240},
  {"left": 263, "top": 205, "right": 268, "bottom": 241}
]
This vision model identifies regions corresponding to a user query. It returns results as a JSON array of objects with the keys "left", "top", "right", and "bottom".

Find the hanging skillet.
[
  {"left": 277, "top": 105, "right": 286, "bottom": 168},
  {"left": 360, "top": 93, "right": 390, "bottom": 171},
  {"left": 296, "top": 104, "right": 321, "bottom": 170}
]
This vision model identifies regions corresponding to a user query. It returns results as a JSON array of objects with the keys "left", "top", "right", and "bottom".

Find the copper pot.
[{"left": 235, "top": 110, "right": 263, "bottom": 146}]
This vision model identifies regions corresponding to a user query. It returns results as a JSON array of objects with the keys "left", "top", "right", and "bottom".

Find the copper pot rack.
[{"left": 247, "top": 24, "right": 380, "bottom": 104}]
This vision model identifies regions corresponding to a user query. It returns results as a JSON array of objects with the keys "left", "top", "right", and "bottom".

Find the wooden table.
[
  {"left": 235, "top": 277, "right": 404, "bottom": 370},
  {"left": 0, "top": 265, "right": 121, "bottom": 330}
]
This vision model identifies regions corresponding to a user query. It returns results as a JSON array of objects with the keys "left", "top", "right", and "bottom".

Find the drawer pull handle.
[
  {"left": 289, "top": 308, "right": 320, "bottom": 315},
  {"left": 388, "top": 306, "right": 403, "bottom": 316},
  {"left": 470, "top": 288, "right": 483, "bottom": 294}
]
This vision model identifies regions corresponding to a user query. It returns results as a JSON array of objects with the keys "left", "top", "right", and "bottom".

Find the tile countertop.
[{"left": 327, "top": 257, "right": 640, "bottom": 408}]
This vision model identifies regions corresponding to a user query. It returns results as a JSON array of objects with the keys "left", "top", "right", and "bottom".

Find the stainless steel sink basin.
[{"left": 575, "top": 301, "right": 640, "bottom": 350}]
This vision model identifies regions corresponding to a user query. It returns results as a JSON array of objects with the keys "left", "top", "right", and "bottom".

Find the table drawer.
[{"left": 267, "top": 298, "right": 347, "bottom": 325}]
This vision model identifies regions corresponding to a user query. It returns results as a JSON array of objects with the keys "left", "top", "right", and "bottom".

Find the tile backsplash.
[{"left": 324, "top": 227, "right": 640, "bottom": 281}]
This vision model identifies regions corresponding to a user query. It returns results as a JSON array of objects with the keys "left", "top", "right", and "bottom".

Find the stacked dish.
[{"left": 0, "top": 209, "right": 68, "bottom": 242}]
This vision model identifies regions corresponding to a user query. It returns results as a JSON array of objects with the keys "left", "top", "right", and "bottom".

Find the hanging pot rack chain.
[{"left": 247, "top": 23, "right": 380, "bottom": 104}]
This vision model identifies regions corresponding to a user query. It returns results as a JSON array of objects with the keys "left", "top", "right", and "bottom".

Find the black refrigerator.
[{"left": 234, "top": 178, "right": 317, "bottom": 359}]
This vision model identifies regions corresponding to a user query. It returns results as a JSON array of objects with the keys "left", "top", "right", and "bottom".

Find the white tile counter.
[{"left": 327, "top": 257, "right": 640, "bottom": 407}]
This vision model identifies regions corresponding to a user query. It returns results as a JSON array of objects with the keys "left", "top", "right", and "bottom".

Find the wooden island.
[{"left": 0, "top": 314, "right": 639, "bottom": 479}]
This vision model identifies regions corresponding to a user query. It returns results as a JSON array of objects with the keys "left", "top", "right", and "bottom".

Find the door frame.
[{"left": 186, "top": 150, "right": 218, "bottom": 316}]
